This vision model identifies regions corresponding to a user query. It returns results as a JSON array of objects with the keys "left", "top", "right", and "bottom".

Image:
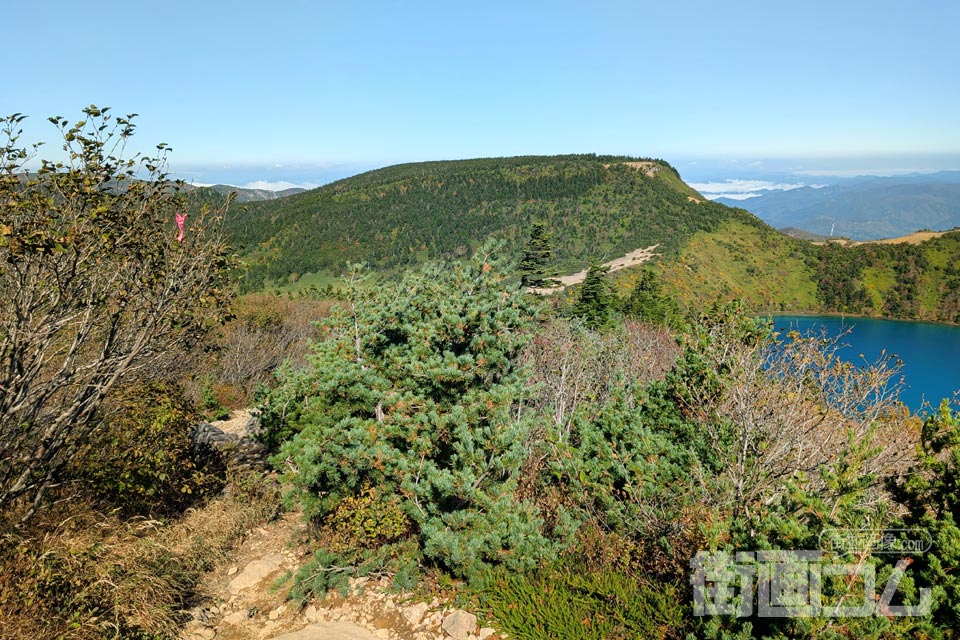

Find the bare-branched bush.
[
  {"left": 672, "top": 309, "right": 917, "bottom": 520},
  {"left": 523, "top": 316, "right": 678, "bottom": 441},
  {"left": 184, "top": 293, "right": 335, "bottom": 410},
  {"left": 0, "top": 108, "right": 235, "bottom": 519}
]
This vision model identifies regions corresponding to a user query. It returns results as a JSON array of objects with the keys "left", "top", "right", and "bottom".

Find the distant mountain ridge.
[
  {"left": 718, "top": 171, "right": 960, "bottom": 240},
  {"left": 222, "top": 154, "right": 744, "bottom": 291},
  {"left": 213, "top": 154, "right": 960, "bottom": 324},
  {"left": 184, "top": 183, "right": 306, "bottom": 203}
]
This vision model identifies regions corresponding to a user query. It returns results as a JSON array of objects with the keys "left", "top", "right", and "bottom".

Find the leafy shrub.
[
  {"left": 199, "top": 376, "right": 233, "bottom": 420},
  {"left": 0, "top": 108, "right": 235, "bottom": 517},
  {"left": 320, "top": 487, "right": 412, "bottom": 554},
  {"left": 640, "top": 302, "right": 929, "bottom": 639},
  {"left": 69, "top": 382, "right": 226, "bottom": 517}
]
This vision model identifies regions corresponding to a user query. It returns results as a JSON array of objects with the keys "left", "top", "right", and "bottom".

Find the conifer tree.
[
  {"left": 573, "top": 264, "right": 613, "bottom": 328},
  {"left": 518, "top": 221, "right": 559, "bottom": 289},
  {"left": 620, "top": 268, "right": 681, "bottom": 327}
]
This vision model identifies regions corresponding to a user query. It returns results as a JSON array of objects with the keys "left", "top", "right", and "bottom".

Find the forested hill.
[
  {"left": 221, "top": 154, "right": 766, "bottom": 290},
  {"left": 215, "top": 154, "right": 960, "bottom": 323},
  {"left": 717, "top": 172, "right": 960, "bottom": 240}
]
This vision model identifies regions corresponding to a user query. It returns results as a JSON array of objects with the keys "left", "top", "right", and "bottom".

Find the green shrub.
[
  {"left": 643, "top": 302, "right": 926, "bottom": 639},
  {"left": 618, "top": 268, "right": 683, "bottom": 329},
  {"left": 200, "top": 377, "right": 232, "bottom": 421},
  {"left": 320, "top": 488, "right": 412, "bottom": 554},
  {"left": 263, "top": 246, "right": 555, "bottom": 579},
  {"left": 541, "top": 383, "right": 700, "bottom": 572},
  {"left": 890, "top": 401, "right": 960, "bottom": 637},
  {"left": 289, "top": 538, "right": 423, "bottom": 602},
  {"left": 572, "top": 264, "right": 614, "bottom": 329},
  {"left": 69, "top": 383, "right": 226, "bottom": 517}
]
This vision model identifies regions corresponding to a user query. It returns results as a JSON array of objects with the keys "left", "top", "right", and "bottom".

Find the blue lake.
[{"left": 766, "top": 315, "right": 960, "bottom": 414}]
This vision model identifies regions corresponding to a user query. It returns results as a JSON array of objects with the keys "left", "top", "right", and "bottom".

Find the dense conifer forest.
[
  {"left": 218, "top": 155, "right": 753, "bottom": 289},
  {"left": 212, "top": 154, "right": 960, "bottom": 324}
]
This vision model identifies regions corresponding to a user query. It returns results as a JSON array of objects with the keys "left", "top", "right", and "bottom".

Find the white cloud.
[
  {"left": 688, "top": 179, "right": 814, "bottom": 200},
  {"left": 717, "top": 192, "right": 764, "bottom": 200},
  {"left": 242, "top": 180, "right": 320, "bottom": 191}
]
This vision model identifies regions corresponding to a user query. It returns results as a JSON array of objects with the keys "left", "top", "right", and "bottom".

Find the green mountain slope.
[
  {"left": 811, "top": 233, "right": 960, "bottom": 322},
  {"left": 223, "top": 154, "right": 752, "bottom": 290},
  {"left": 719, "top": 173, "right": 960, "bottom": 240},
  {"left": 638, "top": 217, "right": 820, "bottom": 313},
  {"left": 640, "top": 219, "right": 960, "bottom": 323},
  {"left": 220, "top": 154, "right": 960, "bottom": 324},
  {"left": 184, "top": 183, "right": 306, "bottom": 204}
]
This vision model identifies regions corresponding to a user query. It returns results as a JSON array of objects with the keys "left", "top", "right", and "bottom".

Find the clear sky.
[{"left": 6, "top": 0, "right": 960, "bottom": 188}]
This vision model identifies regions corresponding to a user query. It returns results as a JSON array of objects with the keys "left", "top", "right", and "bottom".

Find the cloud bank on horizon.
[
  {"left": 242, "top": 180, "right": 319, "bottom": 191},
  {"left": 688, "top": 179, "right": 819, "bottom": 201}
]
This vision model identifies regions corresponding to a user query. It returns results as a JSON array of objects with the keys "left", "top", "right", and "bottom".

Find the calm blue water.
[{"left": 766, "top": 315, "right": 960, "bottom": 414}]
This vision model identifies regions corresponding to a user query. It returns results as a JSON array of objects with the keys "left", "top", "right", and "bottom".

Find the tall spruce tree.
[
  {"left": 518, "top": 221, "right": 559, "bottom": 289},
  {"left": 573, "top": 264, "right": 613, "bottom": 328}
]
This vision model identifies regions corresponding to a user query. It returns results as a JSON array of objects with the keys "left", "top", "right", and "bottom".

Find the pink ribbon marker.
[{"left": 175, "top": 213, "right": 187, "bottom": 243}]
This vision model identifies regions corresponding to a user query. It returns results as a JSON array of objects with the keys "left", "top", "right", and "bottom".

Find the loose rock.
[
  {"left": 403, "top": 602, "right": 430, "bottom": 626},
  {"left": 228, "top": 554, "right": 284, "bottom": 593},
  {"left": 268, "top": 622, "right": 380, "bottom": 639},
  {"left": 441, "top": 610, "right": 477, "bottom": 640}
]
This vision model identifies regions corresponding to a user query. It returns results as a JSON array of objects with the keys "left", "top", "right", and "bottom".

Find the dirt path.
[
  {"left": 181, "top": 413, "right": 499, "bottom": 640},
  {"left": 179, "top": 507, "right": 499, "bottom": 640},
  {"left": 529, "top": 244, "right": 660, "bottom": 294},
  {"left": 602, "top": 161, "right": 660, "bottom": 177}
]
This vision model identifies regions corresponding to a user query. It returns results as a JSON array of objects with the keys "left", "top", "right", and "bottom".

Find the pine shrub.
[{"left": 263, "top": 245, "right": 555, "bottom": 579}]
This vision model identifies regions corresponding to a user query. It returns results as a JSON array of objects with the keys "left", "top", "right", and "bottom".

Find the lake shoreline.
[
  {"left": 760, "top": 310, "right": 960, "bottom": 329},
  {"left": 760, "top": 313, "right": 960, "bottom": 413}
]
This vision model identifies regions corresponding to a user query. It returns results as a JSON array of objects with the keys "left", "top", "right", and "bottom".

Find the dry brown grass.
[{"left": 0, "top": 473, "right": 281, "bottom": 639}]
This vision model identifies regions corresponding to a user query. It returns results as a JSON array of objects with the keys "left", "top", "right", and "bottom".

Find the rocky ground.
[{"left": 181, "top": 412, "right": 502, "bottom": 640}]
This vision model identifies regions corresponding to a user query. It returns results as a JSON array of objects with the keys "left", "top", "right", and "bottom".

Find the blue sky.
[{"left": 7, "top": 0, "right": 960, "bottom": 190}]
